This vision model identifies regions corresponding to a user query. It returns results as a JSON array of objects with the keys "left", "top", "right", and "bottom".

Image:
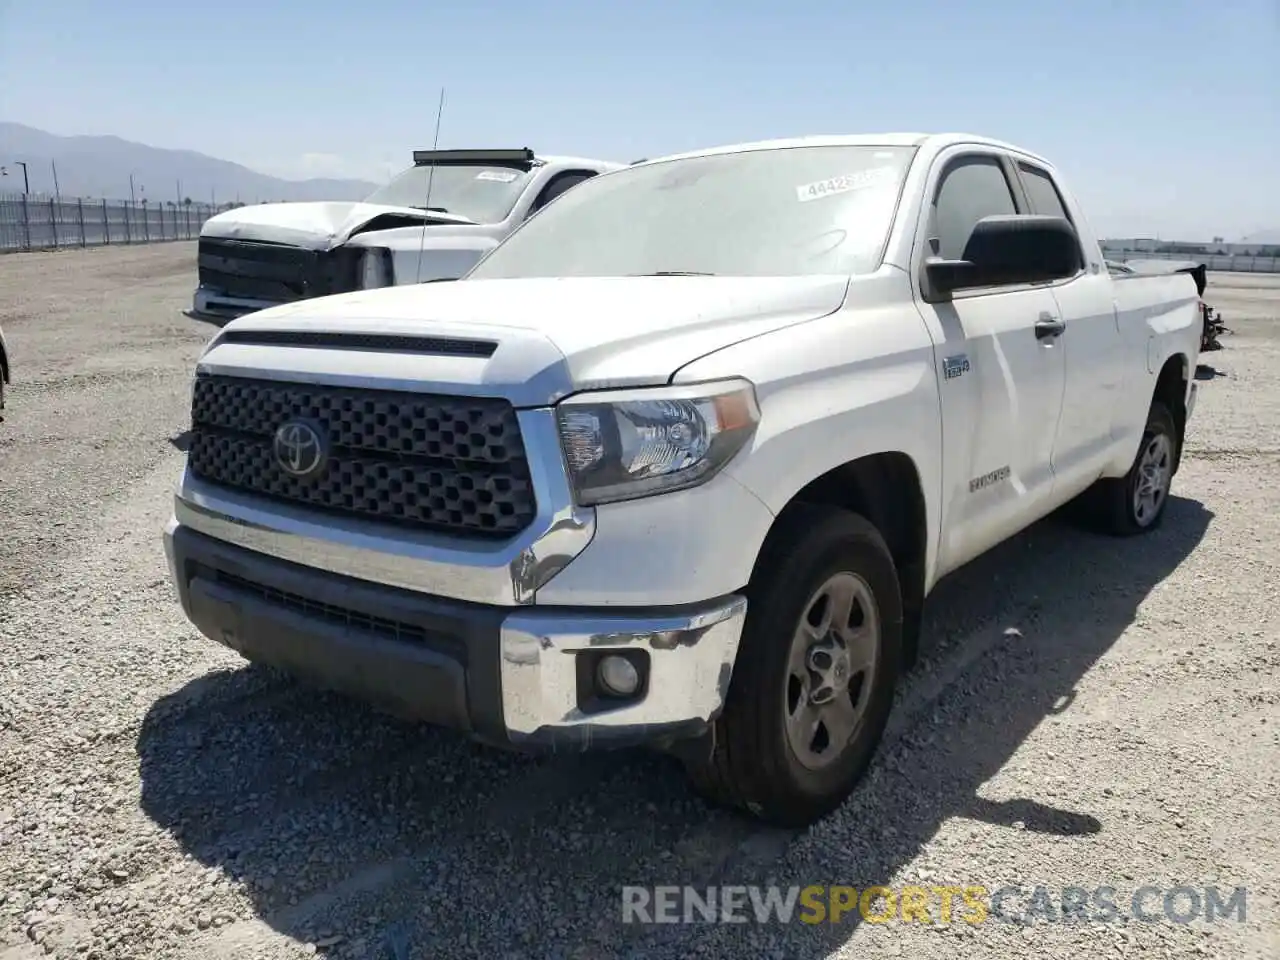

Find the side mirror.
[{"left": 925, "top": 215, "right": 1083, "bottom": 297}]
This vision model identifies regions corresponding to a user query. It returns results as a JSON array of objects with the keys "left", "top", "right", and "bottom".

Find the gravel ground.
[{"left": 0, "top": 244, "right": 1276, "bottom": 960}]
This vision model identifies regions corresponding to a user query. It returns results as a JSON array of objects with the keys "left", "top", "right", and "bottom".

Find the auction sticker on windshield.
[
  {"left": 795, "top": 167, "right": 896, "bottom": 203},
  {"left": 475, "top": 170, "right": 520, "bottom": 182}
]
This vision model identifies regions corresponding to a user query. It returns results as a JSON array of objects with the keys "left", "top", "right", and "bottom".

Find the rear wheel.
[
  {"left": 1089, "top": 401, "right": 1179, "bottom": 535},
  {"left": 684, "top": 505, "right": 902, "bottom": 827}
]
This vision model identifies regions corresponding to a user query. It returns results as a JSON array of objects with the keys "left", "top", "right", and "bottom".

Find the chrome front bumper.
[
  {"left": 164, "top": 520, "right": 745, "bottom": 750},
  {"left": 499, "top": 598, "right": 746, "bottom": 745}
]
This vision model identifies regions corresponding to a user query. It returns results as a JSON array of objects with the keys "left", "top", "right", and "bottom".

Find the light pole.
[{"left": 9, "top": 161, "right": 29, "bottom": 194}]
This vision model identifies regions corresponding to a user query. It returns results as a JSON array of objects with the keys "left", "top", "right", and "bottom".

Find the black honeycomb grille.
[{"left": 187, "top": 375, "right": 537, "bottom": 538}]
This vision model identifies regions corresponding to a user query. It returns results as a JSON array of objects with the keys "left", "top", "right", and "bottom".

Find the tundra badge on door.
[
  {"left": 969, "top": 465, "right": 1011, "bottom": 493},
  {"left": 942, "top": 354, "right": 970, "bottom": 380}
]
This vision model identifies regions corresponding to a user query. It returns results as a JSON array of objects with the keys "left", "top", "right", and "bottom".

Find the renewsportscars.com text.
[{"left": 620, "top": 884, "right": 1249, "bottom": 925}]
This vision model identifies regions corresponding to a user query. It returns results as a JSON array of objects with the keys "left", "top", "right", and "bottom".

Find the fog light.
[{"left": 597, "top": 655, "right": 640, "bottom": 697}]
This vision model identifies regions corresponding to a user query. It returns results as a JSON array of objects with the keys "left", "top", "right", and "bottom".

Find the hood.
[
  {"left": 197, "top": 274, "right": 855, "bottom": 407},
  {"left": 199, "top": 200, "right": 477, "bottom": 250}
]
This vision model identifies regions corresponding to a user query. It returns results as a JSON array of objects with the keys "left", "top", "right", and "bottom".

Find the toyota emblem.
[{"left": 272, "top": 419, "right": 328, "bottom": 479}]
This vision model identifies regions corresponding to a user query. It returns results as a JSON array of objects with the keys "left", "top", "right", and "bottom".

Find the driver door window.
[{"left": 931, "top": 156, "right": 1018, "bottom": 260}]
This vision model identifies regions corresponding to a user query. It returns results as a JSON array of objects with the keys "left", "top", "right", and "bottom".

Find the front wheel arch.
[
  {"left": 753, "top": 451, "right": 929, "bottom": 670},
  {"left": 685, "top": 503, "right": 904, "bottom": 826}
]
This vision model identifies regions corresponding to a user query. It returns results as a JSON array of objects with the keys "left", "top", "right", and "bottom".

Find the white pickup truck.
[
  {"left": 190, "top": 148, "right": 623, "bottom": 321},
  {"left": 164, "top": 133, "right": 1201, "bottom": 827}
]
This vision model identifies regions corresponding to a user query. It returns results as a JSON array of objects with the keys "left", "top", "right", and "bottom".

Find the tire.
[
  {"left": 1092, "top": 400, "right": 1179, "bottom": 536},
  {"left": 684, "top": 504, "right": 903, "bottom": 828}
]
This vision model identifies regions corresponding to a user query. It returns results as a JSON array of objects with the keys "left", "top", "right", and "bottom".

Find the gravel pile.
[{"left": 1, "top": 248, "right": 1276, "bottom": 959}]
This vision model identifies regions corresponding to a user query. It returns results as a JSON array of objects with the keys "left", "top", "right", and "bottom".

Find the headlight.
[
  {"left": 556, "top": 379, "right": 760, "bottom": 506},
  {"left": 359, "top": 249, "right": 393, "bottom": 289}
]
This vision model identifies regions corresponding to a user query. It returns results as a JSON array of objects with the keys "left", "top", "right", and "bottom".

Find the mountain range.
[
  {"left": 0, "top": 122, "right": 380, "bottom": 204},
  {"left": 1, "top": 122, "right": 1277, "bottom": 243}
]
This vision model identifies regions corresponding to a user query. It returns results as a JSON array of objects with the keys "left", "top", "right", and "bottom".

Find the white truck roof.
[
  {"left": 635, "top": 133, "right": 1055, "bottom": 169},
  {"left": 535, "top": 154, "right": 628, "bottom": 171}
]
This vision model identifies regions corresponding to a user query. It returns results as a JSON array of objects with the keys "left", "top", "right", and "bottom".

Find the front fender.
[
  {"left": 535, "top": 304, "right": 945, "bottom": 609},
  {"left": 673, "top": 278, "right": 944, "bottom": 590},
  {"left": 728, "top": 353, "right": 940, "bottom": 521}
]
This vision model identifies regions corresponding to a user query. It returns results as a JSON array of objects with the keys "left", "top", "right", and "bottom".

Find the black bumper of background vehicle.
[
  {"left": 168, "top": 525, "right": 512, "bottom": 744},
  {"left": 196, "top": 238, "right": 364, "bottom": 309}
]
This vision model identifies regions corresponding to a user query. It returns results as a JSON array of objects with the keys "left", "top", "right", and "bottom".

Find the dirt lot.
[{"left": 0, "top": 244, "right": 1277, "bottom": 960}]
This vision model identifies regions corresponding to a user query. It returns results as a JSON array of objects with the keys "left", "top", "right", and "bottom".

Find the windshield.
[
  {"left": 361, "top": 164, "right": 534, "bottom": 223},
  {"left": 467, "top": 145, "right": 916, "bottom": 279}
]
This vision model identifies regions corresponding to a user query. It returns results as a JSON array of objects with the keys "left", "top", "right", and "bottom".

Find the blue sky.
[{"left": 1, "top": 0, "right": 1276, "bottom": 239}]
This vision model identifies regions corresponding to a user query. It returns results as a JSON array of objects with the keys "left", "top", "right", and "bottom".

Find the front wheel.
[{"left": 684, "top": 505, "right": 902, "bottom": 827}]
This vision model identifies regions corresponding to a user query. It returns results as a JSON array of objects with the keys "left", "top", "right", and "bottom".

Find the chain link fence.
[
  {"left": 0, "top": 192, "right": 228, "bottom": 253},
  {"left": 1100, "top": 245, "right": 1280, "bottom": 274}
]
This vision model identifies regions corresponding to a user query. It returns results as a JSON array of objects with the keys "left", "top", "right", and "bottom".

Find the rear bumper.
[{"left": 164, "top": 520, "right": 746, "bottom": 751}]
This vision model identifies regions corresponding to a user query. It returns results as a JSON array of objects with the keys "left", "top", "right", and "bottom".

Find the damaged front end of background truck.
[{"left": 188, "top": 148, "right": 623, "bottom": 321}]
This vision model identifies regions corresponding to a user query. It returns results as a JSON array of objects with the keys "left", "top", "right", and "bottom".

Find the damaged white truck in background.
[{"left": 189, "top": 148, "right": 623, "bottom": 321}]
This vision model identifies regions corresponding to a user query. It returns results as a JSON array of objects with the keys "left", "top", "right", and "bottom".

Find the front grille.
[
  {"left": 197, "top": 238, "right": 358, "bottom": 303},
  {"left": 187, "top": 375, "right": 538, "bottom": 538},
  {"left": 214, "top": 570, "right": 465, "bottom": 661}
]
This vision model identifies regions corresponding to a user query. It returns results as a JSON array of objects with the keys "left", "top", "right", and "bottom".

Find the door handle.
[{"left": 1035, "top": 313, "right": 1067, "bottom": 340}]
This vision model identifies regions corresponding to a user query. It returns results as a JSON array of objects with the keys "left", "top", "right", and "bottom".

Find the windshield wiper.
[{"left": 628, "top": 270, "right": 717, "bottom": 277}]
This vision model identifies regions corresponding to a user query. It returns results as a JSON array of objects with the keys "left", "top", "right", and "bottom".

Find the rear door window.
[{"left": 1017, "top": 162, "right": 1070, "bottom": 221}]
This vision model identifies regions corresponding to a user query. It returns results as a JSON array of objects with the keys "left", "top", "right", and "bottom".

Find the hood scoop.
[{"left": 217, "top": 329, "right": 497, "bottom": 357}]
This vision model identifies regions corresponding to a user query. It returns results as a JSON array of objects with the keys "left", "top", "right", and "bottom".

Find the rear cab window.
[
  {"left": 1017, "top": 162, "right": 1070, "bottom": 221},
  {"left": 530, "top": 170, "right": 598, "bottom": 215},
  {"left": 1016, "top": 160, "right": 1088, "bottom": 265}
]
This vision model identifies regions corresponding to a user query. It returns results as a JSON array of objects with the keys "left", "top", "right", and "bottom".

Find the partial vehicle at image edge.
[
  {"left": 163, "top": 132, "right": 1202, "bottom": 827},
  {"left": 0, "top": 322, "right": 10, "bottom": 419},
  {"left": 190, "top": 147, "right": 623, "bottom": 321}
]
